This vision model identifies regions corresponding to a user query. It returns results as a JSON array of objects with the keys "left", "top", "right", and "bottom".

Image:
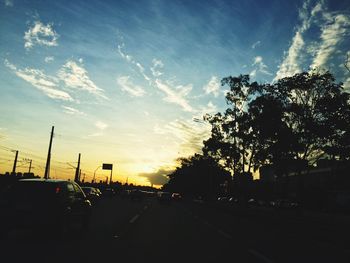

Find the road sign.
[{"left": 102, "top": 163, "right": 113, "bottom": 170}]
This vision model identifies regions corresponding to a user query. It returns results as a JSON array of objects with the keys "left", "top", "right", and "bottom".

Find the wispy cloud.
[
  {"left": 58, "top": 60, "right": 107, "bottom": 99},
  {"left": 95, "top": 121, "right": 108, "bottom": 130},
  {"left": 4, "top": 0, "right": 13, "bottom": 7},
  {"left": 251, "top": 40, "right": 261, "bottom": 49},
  {"left": 24, "top": 20, "right": 59, "bottom": 50},
  {"left": 250, "top": 56, "right": 272, "bottom": 77},
  {"left": 44, "top": 56, "right": 54, "bottom": 63},
  {"left": 117, "top": 40, "right": 194, "bottom": 112},
  {"left": 87, "top": 132, "right": 103, "bottom": 137},
  {"left": 198, "top": 101, "right": 217, "bottom": 116},
  {"left": 151, "top": 59, "right": 164, "bottom": 77},
  {"left": 154, "top": 118, "right": 210, "bottom": 155},
  {"left": 274, "top": 1, "right": 323, "bottom": 81},
  {"left": 117, "top": 76, "right": 146, "bottom": 97},
  {"left": 203, "top": 76, "right": 220, "bottom": 97},
  {"left": 61, "top": 105, "right": 85, "bottom": 115},
  {"left": 310, "top": 14, "right": 350, "bottom": 69},
  {"left": 4, "top": 59, "right": 73, "bottom": 101},
  {"left": 154, "top": 79, "right": 193, "bottom": 112},
  {"left": 117, "top": 43, "right": 151, "bottom": 82}
]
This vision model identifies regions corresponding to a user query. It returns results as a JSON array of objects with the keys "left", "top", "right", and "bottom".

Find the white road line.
[
  {"left": 248, "top": 249, "right": 274, "bottom": 263},
  {"left": 202, "top": 220, "right": 211, "bottom": 226},
  {"left": 129, "top": 214, "right": 140, "bottom": 224},
  {"left": 218, "top": 230, "right": 232, "bottom": 240}
]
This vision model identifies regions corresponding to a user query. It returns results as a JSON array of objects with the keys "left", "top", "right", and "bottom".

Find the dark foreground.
[{"left": 1, "top": 195, "right": 349, "bottom": 263}]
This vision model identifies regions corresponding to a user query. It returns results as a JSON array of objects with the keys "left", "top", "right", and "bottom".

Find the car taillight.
[{"left": 55, "top": 187, "right": 61, "bottom": 194}]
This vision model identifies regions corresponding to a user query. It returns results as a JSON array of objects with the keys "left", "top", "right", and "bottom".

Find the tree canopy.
[
  {"left": 163, "top": 71, "right": 350, "bottom": 195},
  {"left": 204, "top": 71, "right": 350, "bottom": 177}
]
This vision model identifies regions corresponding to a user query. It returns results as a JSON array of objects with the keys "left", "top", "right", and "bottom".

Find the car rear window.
[{"left": 12, "top": 181, "right": 60, "bottom": 202}]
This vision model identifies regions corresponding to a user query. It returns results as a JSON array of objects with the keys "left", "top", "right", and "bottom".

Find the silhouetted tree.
[
  {"left": 203, "top": 71, "right": 350, "bottom": 179},
  {"left": 162, "top": 154, "right": 231, "bottom": 199}
]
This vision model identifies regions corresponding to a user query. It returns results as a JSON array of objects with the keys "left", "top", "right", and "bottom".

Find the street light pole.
[{"left": 93, "top": 165, "right": 101, "bottom": 183}]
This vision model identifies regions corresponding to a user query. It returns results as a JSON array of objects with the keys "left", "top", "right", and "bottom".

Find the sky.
[{"left": 0, "top": 0, "right": 349, "bottom": 187}]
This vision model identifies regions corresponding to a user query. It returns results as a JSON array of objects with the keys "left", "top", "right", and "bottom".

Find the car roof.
[{"left": 18, "top": 178, "right": 71, "bottom": 183}]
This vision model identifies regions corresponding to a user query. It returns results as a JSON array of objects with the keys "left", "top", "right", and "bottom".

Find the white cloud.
[
  {"left": 251, "top": 56, "right": 272, "bottom": 77},
  {"left": 44, "top": 56, "right": 54, "bottom": 63},
  {"left": 4, "top": 59, "right": 73, "bottom": 101},
  {"left": 58, "top": 60, "right": 107, "bottom": 99},
  {"left": 252, "top": 40, "right": 261, "bottom": 49},
  {"left": 274, "top": 1, "right": 323, "bottom": 81},
  {"left": 253, "top": 56, "right": 263, "bottom": 65},
  {"left": 117, "top": 40, "right": 194, "bottom": 112},
  {"left": 95, "top": 121, "right": 108, "bottom": 130},
  {"left": 201, "top": 101, "right": 217, "bottom": 115},
  {"left": 117, "top": 76, "right": 146, "bottom": 97},
  {"left": 139, "top": 168, "right": 170, "bottom": 185},
  {"left": 61, "top": 106, "right": 85, "bottom": 115},
  {"left": 87, "top": 132, "right": 103, "bottom": 137},
  {"left": 154, "top": 118, "right": 211, "bottom": 155},
  {"left": 24, "top": 20, "right": 59, "bottom": 50},
  {"left": 4, "top": 0, "right": 13, "bottom": 7},
  {"left": 310, "top": 14, "right": 350, "bottom": 70},
  {"left": 343, "top": 76, "right": 350, "bottom": 91},
  {"left": 203, "top": 76, "right": 220, "bottom": 97},
  {"left": 151, "top": 58, "right": 164, "bottom": 77},
  {"left": 117, "top": 43, "right": 151, "bottom": 82},
  {"left": 155, "top": 79, "right": 193, "bottom": 112}
]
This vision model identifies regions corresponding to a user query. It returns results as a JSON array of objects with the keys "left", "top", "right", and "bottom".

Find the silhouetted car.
[
  {"left": 217, "top": 196, "right": 230, "bottom": 203},
  {"left": 129, "top": 189, "right": 143, "bottom": 201},
  {"left": 102, "top": 187, "right": 115, "bottom": 197},
  {"left": 171, "top": 192, "right": 182, "bottom": 201},
  {"left": 81, "top": 186, "right": 101, "bottom": 204},
  {"left": 275, "top": 199, "right": 299, "bottom": 209},
  {"left": 3, "top": 179, "right": 92, "bottom": 238},
  {"left": 157, "top": 191, "right": 172, "bottom": 202},
  {"left": 95, "top": 187, "right": 102, "bottom": 196}
]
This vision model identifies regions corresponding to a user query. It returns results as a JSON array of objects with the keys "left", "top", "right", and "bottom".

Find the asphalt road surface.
[{"left": 1, "top": 195, "right": 350, "bottom": 263}]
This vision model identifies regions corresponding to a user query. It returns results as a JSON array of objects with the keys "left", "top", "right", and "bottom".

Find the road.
[{"left": 2, "top": 195, "right": 350, "bottom": 262}]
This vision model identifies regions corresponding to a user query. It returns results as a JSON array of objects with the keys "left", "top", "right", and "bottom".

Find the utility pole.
[
  {"left": 44, "top": 126, "right": 54, "bottom": 179},
  {"left": 109, "top": 168, "right": 113, "bottom": 185},
  {"left": 74, "top": 153, "right": 81, "bottom": 183},
  {"left": 12, "top": 150, "right": 18, "bottom": 175},
  {"left": 28, "top": 159, "right": 32, "bottom": 173},
  {"left": 93, "top": 165, "right": 101, "bottom": 183}
]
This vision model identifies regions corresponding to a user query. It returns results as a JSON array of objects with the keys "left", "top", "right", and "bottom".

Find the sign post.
[{"left": 102, "top": 163, "right": 113, "bottom": 185}]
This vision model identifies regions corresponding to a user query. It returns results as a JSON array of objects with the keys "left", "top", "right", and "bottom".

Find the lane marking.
[
  {"left": 202, "top": 220, "right": 211, "bottom": 226},
  {"left": 218, "top": 230, "right": 232, "bottom": 240},
  {"left": 248, "top": 249, "right": 274, "bottom": 263},
  {"left": 129, "top": 214, "right": 140, "bottom": 224}
]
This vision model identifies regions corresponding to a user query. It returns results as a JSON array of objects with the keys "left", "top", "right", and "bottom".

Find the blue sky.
[{"left": 0, "top": 0, "right": 349, "bottom": 186}]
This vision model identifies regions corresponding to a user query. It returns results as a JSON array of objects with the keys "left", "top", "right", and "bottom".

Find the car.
[
  {"left": 275, "top": 199, "right": 299, "bottom": 209},
  {"left": 81, "top": 186, "right": 101, "bottom": 204},
  {"left": 101, "top": 187, "right": 116, "bottom": 197},
  {"left": 157, "top": 191, "right": 172, "bottom": 202},
  {"left": 171, "top": 192, "right": 182, "bottom": 201},
  {"left": 95, "top": 187, "right": 102, "bottom": 196},
  {"left": 3, "top": 179, "right": 92, "bottom": 239},
  {"left": 129, "top": 189, "right": 143, "bottom": 201}
]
